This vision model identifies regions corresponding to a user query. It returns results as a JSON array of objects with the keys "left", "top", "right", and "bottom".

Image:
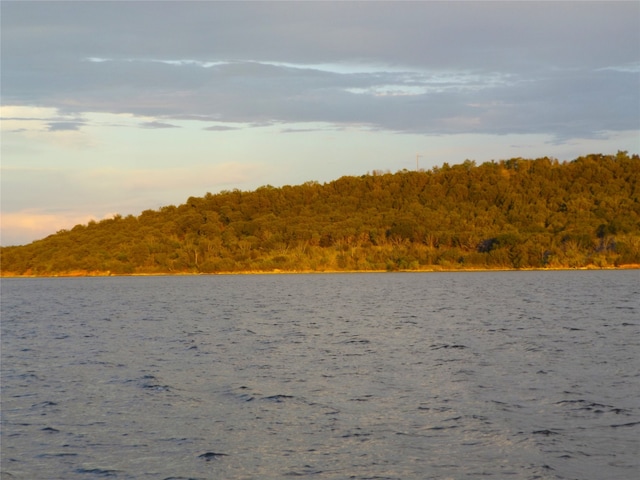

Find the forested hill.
[{"left": 2, "top": 152, "right": 639, "bottom": 276}]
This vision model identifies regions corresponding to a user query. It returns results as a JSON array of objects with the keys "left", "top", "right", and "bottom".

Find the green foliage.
[{"left": 2, "top": 152, "right": 639, "bottom": 275}]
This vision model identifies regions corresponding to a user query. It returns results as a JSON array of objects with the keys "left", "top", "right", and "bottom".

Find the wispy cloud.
[
  {"left": 140, "top": 121, "right": 180, "bottom": 129},
  {"left": 46, "top": 121, "right": 85, "bottom": 131},
  {"left": 203, "top": 125, "right": 238, "bottom": 132}
]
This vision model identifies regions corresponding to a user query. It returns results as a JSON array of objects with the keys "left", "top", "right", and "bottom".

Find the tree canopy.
[{"left": 2, "top": 152, "right": 639, "bottom": 276}]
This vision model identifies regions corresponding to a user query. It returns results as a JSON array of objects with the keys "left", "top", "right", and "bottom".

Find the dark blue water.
[{"left": 1, "top": 271, "right": 639, "bottom": 479}]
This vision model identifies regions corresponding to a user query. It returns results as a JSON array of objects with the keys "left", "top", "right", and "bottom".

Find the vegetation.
[{"left": 1, "top": 152, "right": 639, "bottom": 276}]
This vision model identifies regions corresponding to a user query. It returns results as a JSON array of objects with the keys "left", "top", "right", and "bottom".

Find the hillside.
[{"left": 1, "top": 152, "right": 639, "bottom": 276}]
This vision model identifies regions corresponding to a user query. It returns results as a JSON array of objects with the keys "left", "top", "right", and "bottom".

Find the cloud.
[
  {"left": 140, "top": 121, "right": 180, "bottom": 129},
  {"left": 280, "top": 127, "right": 328, "bottom": 134},
  {"left": 2, "top": 106, "right": 91, "bottom": 135},
  {"left": 2, "top": 2, "right": 637, "bottom": 143},
  {"left": 46, "top": 121, "right": 84, "bottom": 131},
  {"left": 203, "top": 125, "right": 238, "bottom": 132}
]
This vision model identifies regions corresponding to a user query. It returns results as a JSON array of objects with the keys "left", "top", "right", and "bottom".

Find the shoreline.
[{"left": 2, "top": 264, "right": 639, "bottom": 278}]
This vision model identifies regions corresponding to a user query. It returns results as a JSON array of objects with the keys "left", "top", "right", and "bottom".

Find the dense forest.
[{"left": 1, "top": 152, "right": 639, "bottom": 276}]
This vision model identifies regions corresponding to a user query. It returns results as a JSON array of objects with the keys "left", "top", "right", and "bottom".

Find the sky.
[{"left": 1, "top": 1, "right": 639, "bottom": 246}]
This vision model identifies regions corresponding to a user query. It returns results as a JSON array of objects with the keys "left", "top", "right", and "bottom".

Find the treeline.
[{"left": 2, "top": 152, "right": 639, "bottom": 276}]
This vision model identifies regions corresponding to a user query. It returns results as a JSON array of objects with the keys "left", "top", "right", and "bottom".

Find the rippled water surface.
[{"left": 1, "top": 271, "right": 639, "bottom": 479}]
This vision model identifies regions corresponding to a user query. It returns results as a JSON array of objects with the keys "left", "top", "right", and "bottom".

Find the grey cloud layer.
[{"left": 2, "top": 1, "right": 638, "bottom": 140}]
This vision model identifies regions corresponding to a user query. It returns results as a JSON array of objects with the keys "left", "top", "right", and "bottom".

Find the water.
[{"left": 1, "top": 271, "right": 638, "bottom": 480}]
